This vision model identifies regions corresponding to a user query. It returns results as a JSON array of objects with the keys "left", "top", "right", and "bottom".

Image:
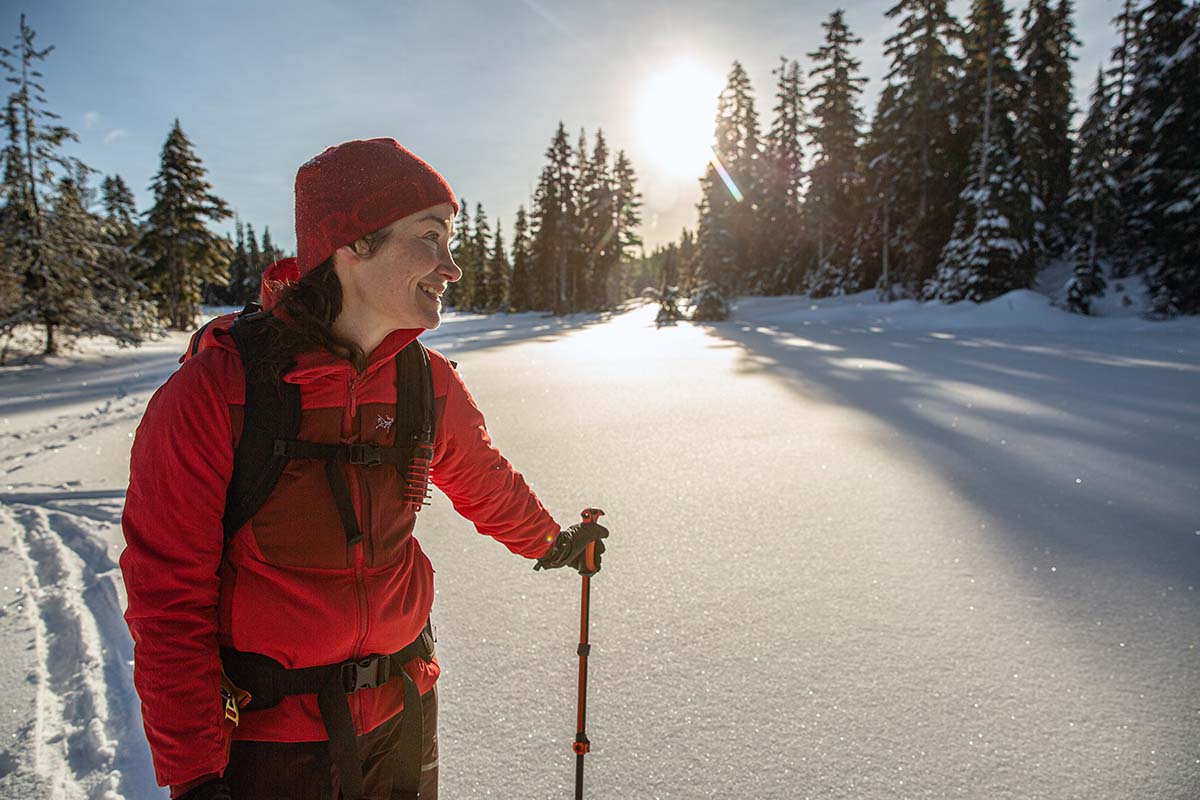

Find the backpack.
[{"left": 188, "top": 304, "right": 437, "bottom": 546}]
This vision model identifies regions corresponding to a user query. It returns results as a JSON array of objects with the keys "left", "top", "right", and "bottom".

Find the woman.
[{"left": 121, "top": 138, "right": 608, "bottom": 800}]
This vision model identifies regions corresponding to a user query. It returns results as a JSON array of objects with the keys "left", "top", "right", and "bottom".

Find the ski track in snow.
[
  {"left": 0, "top": 356, "right": 166, "bottom": 798},
  {"left": 0, "top": 498, "right": 140, "bottom": 799}
]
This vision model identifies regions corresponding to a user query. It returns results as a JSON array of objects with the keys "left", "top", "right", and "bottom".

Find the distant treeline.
[
  {"left": 447, "top": 124, "right": 643, "bottom": 315},
  {"left": 662, "top": 0, "right": 1199, "bottom": 320}
]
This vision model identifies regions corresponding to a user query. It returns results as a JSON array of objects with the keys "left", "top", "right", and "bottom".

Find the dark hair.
[{"left": 244, "top": 227, "right": 394, "bottom": 382}]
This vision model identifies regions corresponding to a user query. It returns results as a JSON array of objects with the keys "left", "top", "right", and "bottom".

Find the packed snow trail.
[{"left": 0, "top": 298, "right": 1197, "bottom": 798}]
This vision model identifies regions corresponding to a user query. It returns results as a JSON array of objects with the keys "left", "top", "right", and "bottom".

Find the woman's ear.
[{"left": 334, "top": 240, "right": 370, "bottom": 264}]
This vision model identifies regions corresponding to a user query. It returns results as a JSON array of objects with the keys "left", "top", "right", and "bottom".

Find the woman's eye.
[{"left": 423, "top": 232, "right": 441, "bottom": 244}]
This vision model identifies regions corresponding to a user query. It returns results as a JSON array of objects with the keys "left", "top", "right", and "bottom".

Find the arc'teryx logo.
[{"left": 376, "top": 414, "right": 395, "bottom": 432}]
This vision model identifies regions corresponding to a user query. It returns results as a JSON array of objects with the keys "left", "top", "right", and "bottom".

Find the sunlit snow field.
[{"left": 1, "top": 291, "right": 1197, "bottom": 798}]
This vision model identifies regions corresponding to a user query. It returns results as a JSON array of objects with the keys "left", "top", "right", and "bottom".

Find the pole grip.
[{"left": 579, "top": 508, "right": 604, "bottom": 574}]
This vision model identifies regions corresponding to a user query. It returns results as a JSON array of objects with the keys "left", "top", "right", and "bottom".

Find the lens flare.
[
  {"left": 709, "top": 151, "right": 744, "bottom": 202},
  {"left": 634, "top": 58, "right": 725, "bottom": 179}
]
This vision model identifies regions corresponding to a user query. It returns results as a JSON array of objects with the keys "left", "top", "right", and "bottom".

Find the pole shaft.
[{"left": 576, "top": 573, "right": 591, "bottom": 800}]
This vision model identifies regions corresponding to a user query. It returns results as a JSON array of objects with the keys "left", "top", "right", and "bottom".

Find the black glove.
[
  {"left": 177, "top": 778, "right": 233, "bottom": 800},
  {"left": 534, "top": 521, "right": 609, "bottom": 576}
]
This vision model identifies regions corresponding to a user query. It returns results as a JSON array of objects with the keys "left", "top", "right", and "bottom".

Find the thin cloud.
[
  {"left": 83, "top": 111, "right": 100, "bottom": 129},
  {"left": 103, "top": 129, "right": 128, "bottom": 145}
]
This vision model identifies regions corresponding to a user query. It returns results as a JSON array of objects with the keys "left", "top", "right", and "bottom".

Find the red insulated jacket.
[{"left": 121, "top": 321, "right": 560, "bottom": 788}]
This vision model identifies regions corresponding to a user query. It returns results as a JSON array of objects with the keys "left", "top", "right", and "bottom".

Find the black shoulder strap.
[
  {"left": 395, "top": 340, "right": 436, "bottom": 511},
  {"left": 223, "top": 312, "right": 300, "bottom": 544},
  {"left": 394, "top": 340, "right": 435, "bottom": 446}
]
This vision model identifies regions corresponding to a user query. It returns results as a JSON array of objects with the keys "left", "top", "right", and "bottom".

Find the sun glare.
[{"left": 634, "top": 58, "right": 724, "bottom": 179}]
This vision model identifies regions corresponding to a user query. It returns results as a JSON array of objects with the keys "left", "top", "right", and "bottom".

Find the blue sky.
[{"left": 19, "top": 0, "right": 1119, "bottom": 252}]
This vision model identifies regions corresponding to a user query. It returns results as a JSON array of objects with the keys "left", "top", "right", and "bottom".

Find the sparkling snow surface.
[{"left": 1, "top": 292, "right": 1198, "bottom": 798}]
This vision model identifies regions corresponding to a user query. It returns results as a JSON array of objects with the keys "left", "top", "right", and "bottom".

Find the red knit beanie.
[{"left": 294, "top": 138, "right": 458, "bottom": 276}]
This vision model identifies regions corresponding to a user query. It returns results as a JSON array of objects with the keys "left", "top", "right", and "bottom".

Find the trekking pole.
[{"left": 574, "top": 507, "right": 604, "bottom": 800}]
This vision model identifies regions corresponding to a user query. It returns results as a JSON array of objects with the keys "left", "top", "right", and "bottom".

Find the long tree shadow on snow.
[{"left": 699, "top": 315, "right": 1200, "bottom": 589}]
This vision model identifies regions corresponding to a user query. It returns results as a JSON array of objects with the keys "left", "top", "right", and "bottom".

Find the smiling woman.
[{"left": 634, "top": 57, "right": 725, "bottom": 179}]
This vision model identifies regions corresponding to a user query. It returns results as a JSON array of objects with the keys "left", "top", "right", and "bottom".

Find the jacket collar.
[{"left": 285, "top": 327, "right": 423, "bottom": 385}]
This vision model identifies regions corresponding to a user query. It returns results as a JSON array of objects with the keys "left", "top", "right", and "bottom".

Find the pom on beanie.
[
  {"left": 294, "top": 138, "right": 457, "bottom": 276},
  {"left": 260, "top": 257, "right": 300, "bottom": 309}
]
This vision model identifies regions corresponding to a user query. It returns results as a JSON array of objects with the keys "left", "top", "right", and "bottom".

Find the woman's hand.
[{"left": 534, "top": 521, "right": 609, "bottom": 576}]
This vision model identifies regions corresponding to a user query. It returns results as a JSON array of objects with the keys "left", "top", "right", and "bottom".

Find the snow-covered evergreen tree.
[
  {"left": 758, "top": 57, "right": 808, "bottom": 294},
  {"left": 137, "top": 119, "right": 232, "bottom": 328},
  {"left": 929, "top": 0, "right": 1038, "bottom": 302},
  {"left": 1116, "top": 0, "right": 1200, "bottom": 315},
  {"left": 100, "top": 174, "right": 137, "bottom": 245},
  {"left": 45, "top": 176, "right": 155, "bottom": 344},
  {"left": 1015, "top": 0, "right": 1078, "bottom": 258},
  {"left": 857, "top": 0, "right": 965, "bottom": 295},
  {"left": 0, "top": 15, "right": 93, "bottom": 352},
  {"left": 1063, "top": 67, "right": 1116, "bottom": 314},
  {"left": 805, "top": 10, "right": 868, "bottom": 297}
]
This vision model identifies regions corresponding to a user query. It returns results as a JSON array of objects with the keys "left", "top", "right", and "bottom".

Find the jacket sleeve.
[
  {"left": 120, "top": 351, "right": 237, "bottom": 787},
  {"left": 430, "top": 359, "right": 559, "bottom": 559}
]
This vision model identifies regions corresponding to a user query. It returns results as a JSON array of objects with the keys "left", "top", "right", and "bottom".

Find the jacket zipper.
[{"left": 346, "top": 371, "right": 370, "bottom": 730}]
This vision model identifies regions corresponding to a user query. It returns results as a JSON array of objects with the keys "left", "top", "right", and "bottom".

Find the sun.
[{"left": 634, "top": 58, "right": 724, "bottom": 179}]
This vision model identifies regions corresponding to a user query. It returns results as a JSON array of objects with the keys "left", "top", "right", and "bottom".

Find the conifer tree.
[
  {"left": 0, "top": 14, "right": 93, "bottom": 352},
  {"left": 1063, "top": 67, "right": 1117, "bottom": 314},
  {"left": 696, "top": 61, "right": 762, "bottom": 298},
  {"left": 138, "top": 119, "right": 232, "bottom": 328},
  {"left": 261, "top": 226, "right": 280, "bottom": 268},
  {"left": 758, "top": 57, "right": 807, "bottom": 294},
  {"left": 46, "top": 176, "right": 155, "bottom": 343},
  {"left": 530, "top": 123, "right": 576, "bottom": 313},
  {"left": 1015, "top": 0, "right": 1078, "bottom": 257},
  {"left": 484, "top": 221, "right": 511, "bottom": 311},
  {"left": 509, "top": 205, "right": 534, "bottom": 311},
  {"left": 577, "top": 130, "right": 615, "bottom": 310},
  {"left": 678, "top": 227, "right": 700, "bottom": 295},
  {"left": 224, "top": 218, "right": 247, "bottom": 306},
  {"left": 853, "top": 88, "right": 896, "bottom": 295},
  {"left": 929, "top": 0, "right": 1037, "bottom": 302},
  {"left": 856, "top": 0, "right": 964, "bottom": 296},
  {"left": 1117, "top": 0, "right": 1200, "bottom": 315},
  {"left": 244, "top": 222, "right": 262, "bottom": 304},
  {"left": 612, "top": 152, "right": 643, "bottom": 251},
  {"left": 470, "top": 203, "right": 492, "bottom": 312},
  {"left": 100, "top": 175, "right": 138, "bottom": 244},
  {"left": 805, "top": 10, "right": 868, "bottom": 297}
]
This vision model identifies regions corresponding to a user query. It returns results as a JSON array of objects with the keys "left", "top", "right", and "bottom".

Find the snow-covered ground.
[{"left": 1, "top": 291, "right": 1197, "bottom": 798}]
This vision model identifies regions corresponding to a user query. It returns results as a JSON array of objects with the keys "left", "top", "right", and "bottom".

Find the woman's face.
[{"left": 334, "top": 202, "right": 461, "bottom": 332}]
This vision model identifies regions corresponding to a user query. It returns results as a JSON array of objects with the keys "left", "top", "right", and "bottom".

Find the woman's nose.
[{"left": 440, "top": 251, "right": 463, "bottom": 283}]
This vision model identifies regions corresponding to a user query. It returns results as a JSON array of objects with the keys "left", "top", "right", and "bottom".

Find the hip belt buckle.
[{"left": 340, "top": 654, "right": 391, "bottom": 693}]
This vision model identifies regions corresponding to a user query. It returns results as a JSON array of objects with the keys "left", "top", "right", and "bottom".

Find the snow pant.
[{"left": 223, "top": 686, "right": 439, "bottom": 800}]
